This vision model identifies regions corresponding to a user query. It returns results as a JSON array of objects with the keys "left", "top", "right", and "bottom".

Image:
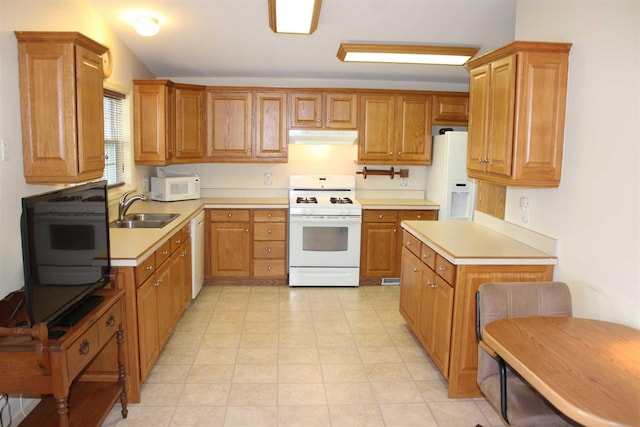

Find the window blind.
[{"left": 102, "top": 89, "right": 126, "bottom": 186}]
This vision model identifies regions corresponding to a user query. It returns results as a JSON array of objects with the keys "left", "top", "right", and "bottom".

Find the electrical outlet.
[
  {"left": 0, "top": 138, "right": 9, "bottom": 161},
  {"left": 142, "top": 176, "right": 150, "bottom": 192}
]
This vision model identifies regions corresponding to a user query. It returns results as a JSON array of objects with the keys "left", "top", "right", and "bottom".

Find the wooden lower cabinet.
[
  {"left": 399, "top": 229, "right": 553, "bottom": 398},
  {"left": 112, "top": 223, "right": 195, "bottom": 402},
  {"left": 361, "top": 209, "right": 437, "bottom": 279},
  {"left": 206, "top": 208, "right": 288, "bottom": 280}
]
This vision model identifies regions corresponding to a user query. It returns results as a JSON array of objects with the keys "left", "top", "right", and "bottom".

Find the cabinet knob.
[
  {"left": 393, "top": 229, "right": 397, "bottom": 233},
  {"left": 268, "top": 229, "right": 272, "bottom": 234},
  {"left": 417, "top": 215, "right": 422, "bottom": 219},
  {"left": 422, "top": 254, "right": 429, "bottom": 259},
  {"left": 406, "top": 241, "right": 412, "bottom": 246},
  {"left": 389, "top": 152, "right": 393, "bottom": 155},
  {"left": 378, "top": 214, "right": 383, "bottom": 219},
  {"left": 267, "top": 248, "right": 272, "bottom": 253},
  {"left": 413, "top": 268, "right": 418, "bottom": 273},
  {"left": 438, "top": 266, "right": 446, "bottom": 271},
  {"left": 267, "top": 213, "right": 272, "bottom": 218},
  {"left": 245, "top": 229, "right": 249, "bottom": 233},
  {"left": 106, "top": 314, "right": 115, "bottom": 327},
  {"left": 162, "top": 250, "right": 169, "bottom": 255},
  {"left": 178, "top": 148, "right": 182, "bottom": 152},
  {"left": 398, "top": 152, "right": 402, "bottom": 156},
  {"left": 181, "top": 251, "right": 187, "bottom": 257},
  {"left": 227, "top": 213, "right": 232, "bottom": 218},
  {"left": 175, "top": 239, "right": 181, "bottom": 245},
  {"left": 267, "top": 266, "right": 272, "bottom": 271}
]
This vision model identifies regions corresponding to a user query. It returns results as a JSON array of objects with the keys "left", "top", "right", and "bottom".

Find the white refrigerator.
[{"left": 425, "top": 131, "right": 476, "bottom": 221}]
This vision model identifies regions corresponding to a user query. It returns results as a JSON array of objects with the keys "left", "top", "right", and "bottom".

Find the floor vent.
[{"left": 381, "top": 278, "right": 401, "bottom": 286}]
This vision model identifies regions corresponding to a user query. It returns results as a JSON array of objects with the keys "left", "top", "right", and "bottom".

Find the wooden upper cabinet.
[
  {"left": 432, "top": 94, "right": 469, "bottom": 125},
  {"left": 466, "top": 41, "right": 571, "bottom": 187},
  {"left": 174, "top": 84, "right": 206, "bottom": 161},
  {"left": 289, "top": 91, "right": 358, "bottom": 129},
  {"left": 15, "top": 31, "right": 108, "bottom": 184},
  {"left": 134, "top": 80, "right": 175, "bottom": 165},
  {"left": 254, "top": 91, "right": 287, "bottom": 161},
  {"left": 206, "top": 90, "right": 253, "bottom": 160},
  {"left": 358, "top": 93, "right": 432, "bottom": 165}
]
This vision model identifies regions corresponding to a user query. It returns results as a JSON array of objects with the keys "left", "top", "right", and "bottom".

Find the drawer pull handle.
[
  {"left": 175, "top": 239, "right": 181, "bottom": 244},
  {"left": 106, "top": 314, "right": 115, "bottom": 327},
  {"left": 79, "top": 339, "right": 90, "bottom": 355},
  {"left": 406, "top": 241, "right": 412, "bottom": 246},
  {"left": 146, "top": 265, "right": 154, "bottom": 271},
  {"left": 423, "top": 254, "right": 429, "bottom": 259},
  {"left": 438, "top": 266, "right": 446, "bottom": 271},
  {"left": 181, "top": 251, "right": 187, "bottom": 257},
  {"left": 162, "top": 250, "right": 169, "bottom": 255}
]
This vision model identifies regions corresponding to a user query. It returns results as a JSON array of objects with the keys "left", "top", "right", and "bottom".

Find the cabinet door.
[
  {"left": 136, "top": 276, "right": 160, "bottom": 381},
  {"left": 210, "top": 222, "right": 251, "bottom": 277},
  {"left": 174, "top": 86, "right": 205, "bottom": 160},
  {"left": 467, "top": 65, "right": 490, "bottom": 173},
  {"left": 432, "top": 95, "right": 469, "bottom": 125},
  {"left": 416, "top": 265, "right": 437, "bottom": 351},
  {"left": 75, "top": 45, "right": 106, "bottom": 175},
  {"left": 325, "top": 93, "right": 358, "bottom": 129},
  {"left": 206, "top": 91, "right": 252, "bottom": 159},
  {"left": 289, "top": 92, "right": 322, "bottom": 128},
  {"left": 360, "top": 222, "right": 398, "bottom": 277},
  {"left": 254, "top": 92, "right": 287, "bottom": 160},
  {"left": 134, "top": 82, "right": 174, "bottom": 165},
  {"left": 430, "top": 276, "right": 454, "bottom": 377},
  {"left": 156, "top": 261, "right": 173, "bottom": 349},
  {"left": 399, "top": 247, "right": 421, "bottom": 329},
  {"left": 396, "top": 95, "right": 432, "bottom": 164},
  {"left": 358, "top": 95, "right": 395, "bottom": 162},
  {"left": 181, "top": 241, "right": 193, "bottom": 310},
  {"left": 486, "top": 55, "right": 516, "bottom": 176}
]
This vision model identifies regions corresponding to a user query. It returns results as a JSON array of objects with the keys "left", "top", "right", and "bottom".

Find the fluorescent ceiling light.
[
  {"left": 135, "top": 16, "right": 160, "bottom": 37},
  {"left": 268, "top": 0, "right": 322, "bottom": 34},
  {"left": 337, "top": 43, "right": 479, "bottom": 66}
]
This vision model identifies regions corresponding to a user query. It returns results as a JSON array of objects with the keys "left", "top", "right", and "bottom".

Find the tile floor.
[{"left": 103, "top": 284, "right": 507, "bottom": 426}]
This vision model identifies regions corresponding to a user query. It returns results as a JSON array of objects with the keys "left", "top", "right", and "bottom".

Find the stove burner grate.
[
  {"left": 296, "top": 197, "right": 318, "bottom": 204},
  {"left": 330, "top": 197, "right": 353, "bottom": 204}
]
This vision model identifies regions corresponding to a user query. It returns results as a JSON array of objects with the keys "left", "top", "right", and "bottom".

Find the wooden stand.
[{"left": 0, "top": 288, "right": 128, "bottom": 427}]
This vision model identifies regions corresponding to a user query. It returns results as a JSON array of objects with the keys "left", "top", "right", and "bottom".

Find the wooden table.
[{"left": 483, "top": 317, "right": 640, "bottom": 427}]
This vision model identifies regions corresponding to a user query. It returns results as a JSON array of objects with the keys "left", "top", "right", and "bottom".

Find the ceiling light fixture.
[
  {"left": 336, "top": 43, "right": 480, "bottom": 66},
  {"left": 135, "top": 16, "right": 160, "bottom": 37},
  {"left": 268, "top": 0, "right": 322, "bottom": 35}
]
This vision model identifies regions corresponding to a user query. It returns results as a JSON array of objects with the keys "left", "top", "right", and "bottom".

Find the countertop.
[
  {"left": 357, "top": 198, "right": 439, "bottom": 210},
  {"left": 401, "top": 220, "right": 557, "bottom": 266}
]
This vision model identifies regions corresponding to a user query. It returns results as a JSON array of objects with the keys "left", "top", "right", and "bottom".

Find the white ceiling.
[{"left": 87, "top": 0, "right": 517, "bottom": 86}]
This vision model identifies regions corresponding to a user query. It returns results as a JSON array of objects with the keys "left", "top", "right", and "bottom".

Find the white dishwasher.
[{"left": 191, "top": 211, "right": 205, "bottom": 298}]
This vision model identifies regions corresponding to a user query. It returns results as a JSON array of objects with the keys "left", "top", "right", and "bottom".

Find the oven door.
[{"left": 289, "top": 215, "right": 361, "bottom": 268}]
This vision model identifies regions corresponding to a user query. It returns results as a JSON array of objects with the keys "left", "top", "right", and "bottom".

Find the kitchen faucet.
[{"left": 118, "top": 190, "right": 149, "bottom": 221}]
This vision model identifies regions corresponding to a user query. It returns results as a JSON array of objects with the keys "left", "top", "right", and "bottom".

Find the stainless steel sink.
[{"left": 110, "top": 213, "right": 179, "bottom": 229}]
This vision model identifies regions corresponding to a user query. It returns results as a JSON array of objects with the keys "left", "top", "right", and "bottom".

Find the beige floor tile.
[
  {"left": 343, "top": 308, "right": 379, "bottom": 321},
  {"left": 325, "top": 382, "right": 376, "bottom": 404},
  {"left": 279, "top": 383, "right": 327, "bottom": 405},
  {"left": 211, "top": 310, "right": 246, "bottom": 322},
  {"left": 279, "top": 318, "right": 314, "bottom": 333},
  {"left": 243, "top": 320, "right": 278, "bottom": 334},
  {"left": 315, "top": 331, "right": 356, "bottom": 348},
  {"left": 329, "top": 404, "right": 385, "bottom": 427},
  {"left": 358, "top": 346, "right": 402, "bottom": 363},
  {"left": 232, "top": 363, "right": 278, "bottom": 383},
  {"left": 200, "top": 333, "right": 241, "bottom": 349},
  {"left": 237, "top": 347, "right": 279, "bottom": 364},
  {"left": 244, "top": 310, "right": 279, "bottom": 323},
  {"left": 102, "top": 405, "right": 176, "bottom": 426},
  {"left": 156, "top": 347, "right": 198, "bottom": 366},
  {"left": 146, "top": 364, "right": 191, "bottom": 384},
  {"left": 170, "top": 406, "right": 226, "bottom": 427},
  {"left": 278, "top": 405, "right": 331, "bottom": 427},
  {"left": 138, "top": 383, "right": 184, "bottom": 406},
  {"left": 365, "top": 362, "right": 413, "bottom": 382},
  {"left": 405, "top": 360, "right": 443, "bottom": 381},
  {"left": 348, "top": 320, "right": 387, "bottom": 334},
  {"left": 474, "top": 398, "right": 508, "bottom": 426},
  {"left": 278, "top": 332, "right": 318, "bottom": 348},
  {"left": 194, "top": 347, "right": 238, "bottom": 364},
  {"left": 321, "top": 363, "right": 368, "bottom": 383},
  {"left": 378, "top": 402, "right": 438, "bottom": 426},
  {"left": 174, "top": 319, "right": 209, "bottom": 334},
  {"left": 313, "top": 320, "right": 351, "bottom": 335},
  {"left": 352, "top": 332, "right": 395, "bottom": 347},
  {"left": 370, "top": 381, "right": 424, "bottom": 403},
  {"left": 279, "top": 363, "right": 323, "bottom": 383},
  {"left": 428, "top": 400, "right": 491, "bottom": 427},
  {"left": 205, "top": 320, "right": 244, "bottom": 335},
  {"left": 278, "top": 347, "right": 320, "bottom": 365},
  {"left": 187, "top": 364, "right": 234, "bottom": 383},
  {"left": 223, "top": 405, "right": 277, "bottom": 427},
  {"left": 311, "top": 310, "right": 347, "bottom": 322},
  {"left": 228, "top": 383, "right": 278, "bottom": 406},
  {"left": 416, "top": 378, "right": 450, "bottom": 402},
  {"left": 179, "top": 383, "right": 231, "bottom": 406},
  {"left": 396, "top": 344, "right": 430, "bottom": 363},
  {"left": 165, "top": 333, "right": 204, "bottom": 350},
  {"left": 239, "top": 333, "right": 278, "bottom": 348},
  {"left": 318, "top": 347, "right": 362, "bottom": 364}
]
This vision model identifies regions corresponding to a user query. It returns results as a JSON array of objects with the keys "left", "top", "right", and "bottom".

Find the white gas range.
[{"left": 288, "top": 175, "right": 362, "bottom": 287}]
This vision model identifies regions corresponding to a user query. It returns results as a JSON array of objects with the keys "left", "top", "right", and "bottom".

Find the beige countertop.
[
  {"left": 109, "top": 197, "right": 288, "bottom": 266},
  {"left": 401, "top": 220, "right": 557, "bottom": 266},
  {"left": 357, "top": 198, "right": 439, "bottom": 210}
]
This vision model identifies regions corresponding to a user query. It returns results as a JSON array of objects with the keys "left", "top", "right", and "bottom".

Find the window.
[{"left": 102, "top": 89, "right": 126, "bottom": 186}]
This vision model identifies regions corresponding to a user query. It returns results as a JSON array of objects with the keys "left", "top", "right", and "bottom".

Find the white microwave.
[{"left": 150, "top": 176, "right": 200, "bottom": 202}]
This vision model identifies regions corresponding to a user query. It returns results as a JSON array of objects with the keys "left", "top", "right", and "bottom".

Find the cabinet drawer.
[
  {"left": 66, "top": 323, "right": 100, "bottom": 379},
  {"left": 97, "top": 300, "right": 122, "bottom": 347},
  {"left": 156, "top": 240, "right": 172, "bottom": 266},
  {"left": 400, "top": 210, "right": 438, "bottom": 221},
  {"left": 254, "top": 223, "right": 286, "bottom": 241},
  {"left": 420, "top": 244, "right": 437, "bottom": 270},
  {"left": 435, "top": 254, "right": 456, "bottom": 285},
  {"left": 253, "top": 241, "right": 286, "bottom": 259},
  {"left": 402, "top": 230, "right": 422, "bottom": 258},
  {"left": 363, "top": 210, "right": 398, "bottom": 223},
  {"left": 170, "top": 228, "right": 187, "bottom": 253},
  {"left": 209, "top": 209, "right": 250, "bottom": 222},
  {"left": 253, "top": 259, "right": 286, "bottom": 277},
  {"left": 253, "top": 209, "right": 287, "bottom": 222},
  {"left": 136, "top": 254, "right": 156, "bottom": 285}
]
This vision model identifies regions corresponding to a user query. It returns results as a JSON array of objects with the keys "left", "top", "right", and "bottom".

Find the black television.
[{"left": 20, "top": 180, "right": 111, "bottom": 327}]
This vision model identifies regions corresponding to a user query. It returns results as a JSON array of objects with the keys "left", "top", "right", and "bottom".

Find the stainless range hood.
[{"left": 288, "top": 129, "right": 358, "bottom": 145}]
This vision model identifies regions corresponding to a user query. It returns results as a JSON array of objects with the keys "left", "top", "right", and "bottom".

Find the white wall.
[
  {"left": 508, "top": 0, "right": 640, "bottom": 327},
  {"left": 0, "top": 0, "right": 153, "bottom": 300}
]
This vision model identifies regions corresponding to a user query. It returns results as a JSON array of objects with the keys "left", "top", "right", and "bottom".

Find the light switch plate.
[{"left": 0, "top": 138, "right": 9, "bottom": 161}]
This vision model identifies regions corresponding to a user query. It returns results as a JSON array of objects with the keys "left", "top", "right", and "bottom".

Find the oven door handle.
[{"left": 289, "top": 215, "right": 361, "bottom": 223}]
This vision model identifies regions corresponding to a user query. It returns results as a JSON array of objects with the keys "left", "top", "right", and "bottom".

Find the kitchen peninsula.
[{"left": 399, "top": 220, "right": 557, "bottom": 398}]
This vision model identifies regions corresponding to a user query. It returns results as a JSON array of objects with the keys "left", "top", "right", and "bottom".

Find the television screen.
[{"left": 21, "top": 181, "right": 111, "bottom": 326}]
